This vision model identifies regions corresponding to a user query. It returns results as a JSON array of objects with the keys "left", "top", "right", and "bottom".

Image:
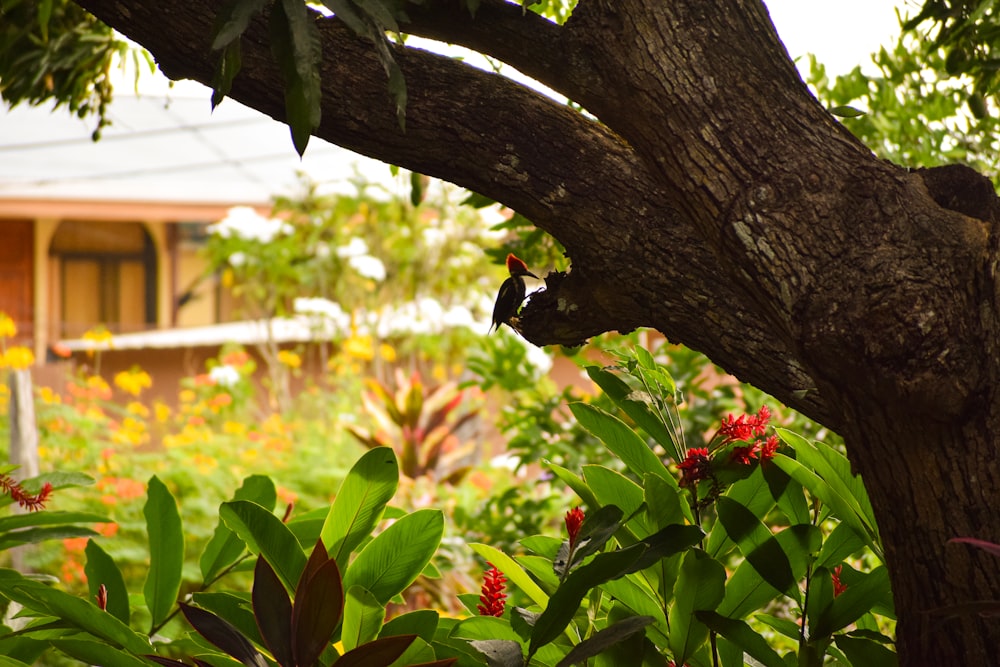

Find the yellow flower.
[
  {"left": 379, "top": 342, "right": 397, "bottom": 363},
  {"left": 0, "top": 313, "right": 16, "bottom": 339},
  {"left": 221, "top": 268, "right": 235, "bottom": 288},
  {"left": 277, "top": 350, "right": 302, "bottom": 369},
  {"left": 179, "top": 389, "right": 197, "bottom": 404},
  {"left": 82, "top": 326, "right": 114, "bottom": 348},
  {"left": 343, "top": 334, "right": 374, "bottom": 361},
  {"left": 127, "top": 401, "right": 150, "bottom": 418},
  {"left": 154, "top": 401, "right": 171, "bottom": 423},
  {"left": 3, "top": 346, "right": 35, "bottom": 370},
  {"left": 39, "top": 386, "right": 62, "bottom": 405},
  {"left": 223, "top": 420, "right": 247, "bottom": 436},
  {"left": 114, "top": 368, "right": 152, "bottom": 397}
]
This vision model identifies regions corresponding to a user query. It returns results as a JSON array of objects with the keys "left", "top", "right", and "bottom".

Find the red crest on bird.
[{"left": 505, "top": 253, "right": 537, "bottom": 278}]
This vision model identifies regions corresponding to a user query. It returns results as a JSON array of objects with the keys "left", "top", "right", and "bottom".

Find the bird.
[{"left": 490, "top": 253, "right": 538, "bottom": 333}]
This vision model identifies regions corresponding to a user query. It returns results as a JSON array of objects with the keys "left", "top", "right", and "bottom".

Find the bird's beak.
[{"left": 526, "top": 271, "right": 539, "bottom": 279}]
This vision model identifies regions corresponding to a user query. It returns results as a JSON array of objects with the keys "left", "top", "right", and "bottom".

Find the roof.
[{"left": 0, "top": 83, "right": 386, "bottom": 206}]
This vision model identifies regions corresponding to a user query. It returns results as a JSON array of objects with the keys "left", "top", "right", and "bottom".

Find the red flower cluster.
[
  {"left": 477, "top": 563, "right": 507, "bottom": 617},
  {"left": 0, "top": 474, "right": 53, "bottom": 512},
  {"left": 677, "top": 447, "right": 712, "bottom": 487},
  {"left": 832, "top": 564, "right": 848, "bottom": 598},
  {"left": 565, "top": 507, "right": 585, "bottom": 549},
  {"left": 718, "top": 405, "right": 771, "bottom": 444}
]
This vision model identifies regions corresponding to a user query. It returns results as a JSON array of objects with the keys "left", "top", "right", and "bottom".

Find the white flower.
[
  {"left": 349, "top": 255, "right": 386, "bottom": 281},
  {"left": 228, "top": 251, "right": 247, "bottom": 267},
  {"left": 336, "top": 237, "right": 369, "bottom": 258},
  {"left": 209, "top": 364, "right": 241, "bottom": 387},
  {"left": 209, "top": 206, "right": 291, "bottom": 243}
]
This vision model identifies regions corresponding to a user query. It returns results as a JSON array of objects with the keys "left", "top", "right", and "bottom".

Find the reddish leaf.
[
  {"left": 179, "top": 602, "right": 267, "bottom": 667},
  {"left": 334, "top": 634, "right": 417, "bottom": 667},
  {"left": 291, "top": 551, "right": 344, "bottom": 667},
  {"left": 253, "top": 557, "right": 294, "bottom": 667},
  {"left": 949, "top": 537, "right": 1000, "bottom": 558}
]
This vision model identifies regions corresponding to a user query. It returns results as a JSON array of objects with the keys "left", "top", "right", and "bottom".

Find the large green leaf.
[
  {"left": 582, "top": 466, "right": 645, "bottom": 529},
  {"left": 716, "top": 497, "right": 796, "bottom": 600},
  {"left": 270, "top": 0, "right": 322, "bottom": 156},
  {"left": 321, "top": 447, "right": 399, "bottom": 570},
  {"left": 0, "top": 569, "right": 150, "bottom": 655},
  {"left": 834, "top": 634, "right": 898, "bottom": 666},
  {"left": 570, "top": 403, "right": 673, "bottom": 484},
  {"left": 51, "top": 639, "right": 150, "bottom": 667},
  {"left": 813, "top": 566, "right": 892, "bottom": 637},
  {"left": 380, "top": 609, "right": 438, "bottom": 643},
  {"left": 200, "top": 475, "right": 277, "bottom": 584},
  {"left": 772, "top": 453, "right": 882, "bottom": 559},
  {"left": 84, "top": 539, "right": 129, "bottom": 624},
  {"left": 668, "top": 549, "right": 726, "bottom": 665},
  {"left": 211, "top": 0, "right": 269, "bottom": 49},
  {"left": 643, "top": 472, "right": 690, "bottom": 529},
  {"left": 342, "top": 509, "right": 443, "bottom": 605},
  {"left": 334, "top": 634, "right": 416, "bottom": 667},
  {"left": 143, "top": 476, "right": 183, "bottom": 630},
  {"left": 694, "top": 612, "right": 786, "bottom": 667},
  {"left": 705, "top": 466, "right": 776, "bottom": 558},
  {"left": 529, "top": 545, "right": 645, "bottom": 657},
  {"left": 545, "top": 461, "right": 600, "bottom": 509},
  {"left": 342, "top": 585, "right": 383, "bottom": 651},
  {"left": 776, "top": 431, "right": 880, "bottom": 553},
  {"left": 0, "top": 525, "right": 99, "bottom": 550},
  {"left": 585, "top": 365, "right": 680, "bottom": 460},
  {"left": 0, "top": 510, "right": 109, "bottom": 533},
  {"left": 220, "top": 500, "right": 306, "bottom": 593}
]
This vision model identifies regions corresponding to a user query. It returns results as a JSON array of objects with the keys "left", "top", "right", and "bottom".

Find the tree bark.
[{"left": 73, "top": 0, "right": 1000, "bottom": 663}]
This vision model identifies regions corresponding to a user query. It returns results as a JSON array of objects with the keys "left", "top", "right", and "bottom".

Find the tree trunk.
[{"left": 72, "top": 0, "right": 1000, "bottom": 662}]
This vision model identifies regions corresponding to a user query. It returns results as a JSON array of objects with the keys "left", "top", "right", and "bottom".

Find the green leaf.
[
  {"left": 193, "top": 591, "right": 263, "bottom": 648},
  {"left": 212, "top": 0, "right": 269, "bottom": 49},
  {"left": 772, "top": 452, "right": 882, "bottom": 559},
  {"left": 51, "top": 638, "right": 150, "bottom": 667},
  {"left": 716, "top": 497, "right": 796, "bottom": 600},
  {"left": 694, "top": 612, "right": 786, "bottom": 667},
  {"left": 321, "top": 447, "right": 399, "bottom": 570},
  {"left": 201, "top": 475, "right": 276, "bottom": 584},
  {"left": 643, "top": 472, "right": 688, "bottom": 529},
  {"left": 342, "top": 509, "right": 443, "bottom": 605},
  {"left": 0, "top": 510, "right": 109, "bottom": 534},
  {"left": 0, "top": 569, "right": 150, "bottom": 655},
  {"left": 816, "top": 522, "right": 866, "bottom": 569},
  {"left": 571, "top": 403, "right": 673, "bottom": 484},
  {"left": 668, "top": 550, "right": 726, "bottom": 664},
  {"left": 834, "top": 634, "right": 898, "bottom": 666},
  {"left": 813, "top": 566, "right": 892, "bottom": 637},
  {"left": 143, "top": 476, "right": 183, "bottom": 630},
  {"left": 220, "top": 500, "right": 306, "bottom": 593},
  {"left": 0, "top": 526, "right": 99, "bottom": 551},
  {"left": 555, "top": 615, "right": 654, "bottom": 667},
  {"left": 212, "top": 39, "right": 243, "bottom": 109},
  {"left": 715, "top": 558, "right": 781, "bottom": 620},
  {"left": 706, "top": 466, "right": 777, "bottom": 558},
  {"left": 380, "top": 609, "right": 438, "bottom": 643},
  {"left": 321, "top": 0, "right": 368, "bottom": 35},
  {"left": 468, "top": 543, "right": 549, "bottom": 609},
  {"left": 585, "top": 365, "right": 680, "bottom": 460},
  {"left": 529, "top": 546, "right": 645, "bottom": 656},
  {"left": 84, "top": 539, "right": 129, "bottom": 624},
  {"left": 829, "top": 105, "right": 866, "bottom": 118},
  {"left": 270, "top": 0, "right": 322, "bottom": 156},
  {"left": 545, "top": 461, "right": 600, "bottom": 509},
  {"left": 343, "top": 586, "right": 384, "bottom": 651},
  {"left": 582, "top": 466, "right": 644, "bottom": 525}
]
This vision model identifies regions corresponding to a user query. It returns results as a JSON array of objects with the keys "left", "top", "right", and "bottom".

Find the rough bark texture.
[{"left": 73, "top": 0, "right": 1000, "bottom": 663}]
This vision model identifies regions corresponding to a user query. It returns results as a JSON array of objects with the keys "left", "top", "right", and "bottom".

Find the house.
[{"left": 0, "top": 88, "right": 385, "bottom": 388}]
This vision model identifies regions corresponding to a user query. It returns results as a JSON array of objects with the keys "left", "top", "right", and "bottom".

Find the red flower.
[
  {"left": 760, "top": 435, "right": 780, "bottom": 460},
  {"left": 477, "top": 563, "right": 507, "bottom": 617},
  {"left": 565, "top": 507, "right": 585, "bottom": 549},
  {"left": 832, "top": 564, "right": 848, "bottom": 597},
  {"left": 677, "top": 448, "right": 712, "bottom": 487},
  {"left": 729, "top": 443, "right": 759, "bottom": 465},
  {"left": 718, "top": 405, "right": 772, "bottom": 444},
  {"left": 0, "top": 475, "right": 52, "bottom": 512},
  {"left": 96, "top": 584, "right": 108, "bottom": 611}
]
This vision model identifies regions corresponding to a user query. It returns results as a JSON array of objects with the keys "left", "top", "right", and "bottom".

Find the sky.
[{"left": 0, "top": 1, "right": 911, "bottom": 205}]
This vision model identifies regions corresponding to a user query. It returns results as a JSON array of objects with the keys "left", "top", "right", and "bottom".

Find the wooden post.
[{"left": 8, "top": 368, "right": 39, "bottom": 479}]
